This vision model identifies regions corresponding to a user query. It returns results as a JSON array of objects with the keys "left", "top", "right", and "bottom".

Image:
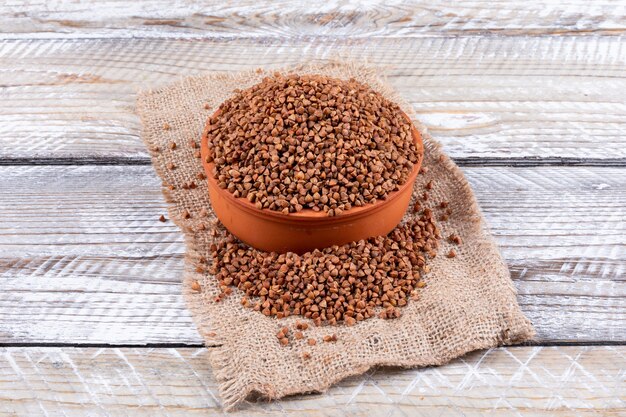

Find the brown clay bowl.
[{"left": 200, "top": 111, "right": 423, "bottom": 254}]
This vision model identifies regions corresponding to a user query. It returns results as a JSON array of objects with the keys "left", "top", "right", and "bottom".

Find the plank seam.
[
  {"left": 1, "top": 31, "right": 626, "bottom": 41},
  {"left": 1, "top": 157, "right": 625, "bottom": 167},
  {"left": 0, "top": 341, "right": 623, "bottom": 348}
]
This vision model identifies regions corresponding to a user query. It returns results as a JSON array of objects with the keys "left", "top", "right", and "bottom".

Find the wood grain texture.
[
  {"left": 1, "top": 2, "right": 623, "bottom": 413},
  {"left": 0, "top": 165, "right": 623, "bottom": 344},
  {"left": 1, "top": 36, "right": 626, "bottom": 161},
  {"left": 2, "top": 0, "right": 625, "bottom": 39},
  {"left": 0, "top": 346, "right": 624, "bottom": 416}
]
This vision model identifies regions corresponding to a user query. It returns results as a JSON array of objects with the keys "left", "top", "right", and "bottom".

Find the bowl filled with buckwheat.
[{"left": 201, "top": 73, "right": 423, "bottom": 253}]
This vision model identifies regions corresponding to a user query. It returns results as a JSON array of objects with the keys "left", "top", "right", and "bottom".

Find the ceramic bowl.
[{"left": 200, "top": 111, "right": 423, "bottom": 254}]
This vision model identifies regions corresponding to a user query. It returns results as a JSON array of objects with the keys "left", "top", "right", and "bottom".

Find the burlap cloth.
[{"left": 136, "top": 62, "right": 534, "bottom": 410}]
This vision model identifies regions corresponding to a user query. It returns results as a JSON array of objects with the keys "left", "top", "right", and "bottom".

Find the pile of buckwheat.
[
  {"left": 206, "top": 203, "right": 447, "bottom": 329},
  {"left": 204, "top": 74, "right": 420, "bottom": 216}
]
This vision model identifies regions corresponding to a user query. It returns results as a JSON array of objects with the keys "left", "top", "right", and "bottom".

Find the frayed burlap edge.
[{"left": 137, "top": 62, "right": 535, "bottom": 411}]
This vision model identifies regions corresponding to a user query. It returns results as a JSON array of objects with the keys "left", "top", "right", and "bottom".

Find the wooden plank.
[
  {"left": 0, "top": 165, "right": 623, "bottom": 344},
  {"left": 2, "top": 1, "right": 625, "bottom": 39},
  {"left": 1, "top": 36, "right": 626, "bottom": 161},
  {"left": 0, "top": 346, "right": 624, "bottom": 416}
]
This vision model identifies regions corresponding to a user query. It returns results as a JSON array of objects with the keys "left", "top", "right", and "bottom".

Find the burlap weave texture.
[{"left": 136, "top": 62, "right": 534, "bottom": 410}]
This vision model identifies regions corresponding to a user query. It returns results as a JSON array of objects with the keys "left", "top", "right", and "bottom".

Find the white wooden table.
[{"left": 1, "top": 1, "right": 624, "bottom": 415}]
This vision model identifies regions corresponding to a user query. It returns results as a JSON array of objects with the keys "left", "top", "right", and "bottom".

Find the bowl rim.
[{"left": 200, "top": 109, "right": 423, "bottom": 224}]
